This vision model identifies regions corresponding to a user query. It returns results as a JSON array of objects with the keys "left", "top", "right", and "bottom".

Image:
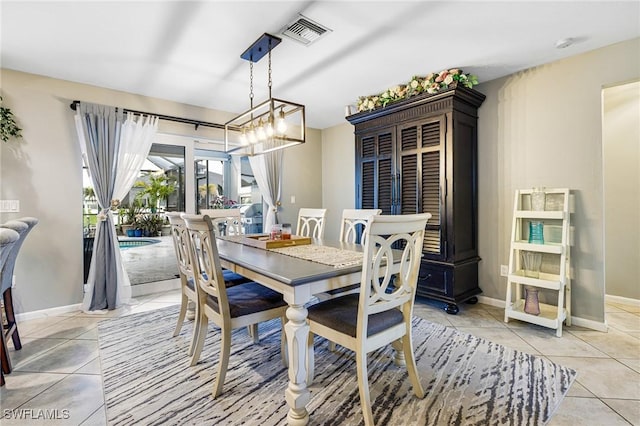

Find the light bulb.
[
  {"left": 239, "top": 128, "right": 248, "bottom": 145},
  {"left": 266, "top": 119, "right": 274, "bottom": 137},
  {"left": 256, "top": 120, "right": 267, "bottom": 141},
  {"left": 276, "top": 108, "right": 287, "bottom": 134},
  {"left": 247, "top": 125, "right": 257, "bottom": 144}
]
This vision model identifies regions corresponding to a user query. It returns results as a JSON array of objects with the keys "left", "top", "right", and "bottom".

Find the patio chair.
[
  {"left": 306, "top": 213, "right": 431, "bottom": 425},
  {"left": 181, "top": 213, "right": 287, "bottom": 398}
]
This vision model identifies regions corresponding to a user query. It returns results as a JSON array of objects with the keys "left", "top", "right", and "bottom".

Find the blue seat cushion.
[
  {"left": 186, "top": 270, "right": 250, "bottom": 291},
  {"left": 222, "top": 269, "right": 251, "bottom": 287},
  {"left": 307, "top": 293, "right": 404, "bottom": 338},
  {"left": 206, "top": 282, "right": 287, "bottom": 318}
]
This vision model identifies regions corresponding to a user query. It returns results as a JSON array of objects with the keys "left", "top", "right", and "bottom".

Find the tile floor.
[{"left": 1, "top": 292, "right": 639, "bottom": 425}]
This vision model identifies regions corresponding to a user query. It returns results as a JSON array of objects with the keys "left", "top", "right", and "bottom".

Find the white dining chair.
[
  {"left": 296, "top": 208, "right": 327, "bottom": 239},
  {"left": 166, "top": 212, "right": 251, "bottom": 354},
  {"left": 320, "top": 208, "right": 382, "bottom": 351},
  {"left": 200, "top": 208, "right": 242, "bottom": 236},
  {"left": 306, "top": 213, "right": 431, "bottom": 426},
  {"left": 181, "top": 213, "right": 288, "bottom": 398}
]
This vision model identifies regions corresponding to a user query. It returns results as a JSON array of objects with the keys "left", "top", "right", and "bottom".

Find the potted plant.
[
  {"left": 137, "top": 214, "right": 164, "bottom": 237},
  {"left": 0, "top": 96, "right": 22, "bottom": 143},
  {"left": 119, "top": 200, "right": 143, "bottom": 236},
  {"left": 134, "top": 172, "right": 176, "bottom": 213}
]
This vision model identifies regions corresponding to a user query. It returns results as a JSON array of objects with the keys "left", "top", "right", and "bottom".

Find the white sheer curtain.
[
  {"left": 76, "top": 109, "right": 158, "bottom": 312},
  {"left": 111, "top": 113, "right": 159, "bottom": 306},
  {"left": 249, "top": 149, "right": 283, "bottom": 231}
]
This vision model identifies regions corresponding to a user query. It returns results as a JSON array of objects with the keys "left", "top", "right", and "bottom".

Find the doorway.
[{"left": 602, "top": 80, "right": 640, "bottom": 315}]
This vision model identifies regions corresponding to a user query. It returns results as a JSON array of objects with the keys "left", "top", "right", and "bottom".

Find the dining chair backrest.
[
  {"left": 181, "top": 214, "right": 230, "bottom": 320},
  {"left": 296, "top": 208, "right": 327, "bottom": 239},
  {"left": 358, "top": 213, "right": 431, "bottom": 335},
  {"left": 165, "top": 212, "right": 194, "bottom": 283},
  {"left": 200, "top": 208, "right": 242, "bottom": 237},
  {"left": 339, "top": 209, "right": 382, "bottom": 245},
  {"left": 0, "top": 217, "right": 38, "bottom": 293}
]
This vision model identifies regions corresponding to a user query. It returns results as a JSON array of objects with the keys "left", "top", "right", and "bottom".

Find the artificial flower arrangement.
[{"left": 356, "top": 69, "right": 479, "bottom": 113}]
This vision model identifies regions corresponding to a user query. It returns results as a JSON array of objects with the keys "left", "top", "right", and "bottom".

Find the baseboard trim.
[
  {"left": 130, "top": 278, "right": 181, "bottom": 297},
  {"left": 15, "top": 280, "right": 180, "bottom": 321},
  {"left": 571, "top": 316, "right": 609, "bottom": 332},
  {"left": 477, "top": 295, "right": 505, "bottom": 308},
  {"left": 605, "top": 294, "right": 640, "bottom": 307},
  {"left": 16, "top": 303, "right": 83, "bottom": 322},
  {"left": 477, "top": 295, "right": 608, "bottom": 332}
]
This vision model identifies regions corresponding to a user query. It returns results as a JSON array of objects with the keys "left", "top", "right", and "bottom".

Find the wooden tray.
[{"left": 241, "top": 234, "right": 312, "bottom": 250}]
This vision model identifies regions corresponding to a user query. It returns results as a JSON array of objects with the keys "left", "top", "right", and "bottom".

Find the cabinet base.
[{"left": 416, "top": 258, "right": 482, "bottom": 312}]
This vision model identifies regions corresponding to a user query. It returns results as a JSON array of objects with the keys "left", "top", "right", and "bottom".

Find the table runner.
[{"left": 269, "top": 244, "right": 363, "bottom": 268}]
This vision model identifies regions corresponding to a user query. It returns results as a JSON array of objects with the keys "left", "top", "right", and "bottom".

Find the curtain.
[
  {"left": 75, "top": 104, "right": 158, "bottom": 311},
  {"left": 249, "top": 148, "right": 283, "bottom": 231}
]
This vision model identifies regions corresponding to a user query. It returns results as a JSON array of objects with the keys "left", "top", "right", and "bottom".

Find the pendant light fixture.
[{"left": 225, "top": 33, "right": 305, "bottom": 156}]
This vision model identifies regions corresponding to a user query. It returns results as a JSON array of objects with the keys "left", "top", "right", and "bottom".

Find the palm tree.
[{"left": 134, "top": 172, "right": 176, "bottom": 213}]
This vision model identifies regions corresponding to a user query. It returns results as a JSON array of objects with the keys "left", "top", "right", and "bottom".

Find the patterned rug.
[{"left": 97, "top": 306, "right": 576, "bottom": 425}]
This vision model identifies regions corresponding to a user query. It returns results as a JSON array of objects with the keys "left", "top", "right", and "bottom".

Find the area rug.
[{"left": 97, "top": 306, "right": 576, "bottom": 425}]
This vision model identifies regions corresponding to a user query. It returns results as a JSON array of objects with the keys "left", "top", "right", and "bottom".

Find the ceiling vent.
[{"left": 281, "top": 14, "right": 331, "bottom": 46}]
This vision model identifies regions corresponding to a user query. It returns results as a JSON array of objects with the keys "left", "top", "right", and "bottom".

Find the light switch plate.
[
  {"left": 0, "top": 200, "right": 20, "bottom": 212},
  {"left": 500, "top": 265, "right": 509, "bottom": 277}
]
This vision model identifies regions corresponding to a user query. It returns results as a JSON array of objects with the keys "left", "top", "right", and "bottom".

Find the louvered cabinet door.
[
  {"left": 397, "top": 117, "right": 446, "bottom": 261},
  {"left": 356, "top": 128, "right": 395, "bottom": 216}
]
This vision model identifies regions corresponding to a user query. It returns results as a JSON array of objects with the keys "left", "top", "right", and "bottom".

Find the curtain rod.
[{"left": 69, "top": 100, "right": 226, "bottom": 131}]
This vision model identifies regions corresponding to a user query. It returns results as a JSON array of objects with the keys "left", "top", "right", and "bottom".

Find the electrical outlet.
[{"left": 500, "top": 265, "right": 509, "bottom": 277}]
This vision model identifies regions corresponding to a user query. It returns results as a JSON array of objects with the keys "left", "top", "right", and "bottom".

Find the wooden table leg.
[{"left": 284, "top": 304, "right": 310, "bottom": 426}]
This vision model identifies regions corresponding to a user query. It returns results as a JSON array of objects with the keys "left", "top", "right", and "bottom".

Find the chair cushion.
[
  {"left": 307, "top": 293, "right": 404, "bottom": 338},
  {"left": 222, "top": 269, "right": 251, "bottom": 287},
  {"left": 186, "top": 277, "right": 196, "bottom": 291},
  {"left": 206, "top": 282, "right": 287, "bottom": 318},
  {"left": 187, "top": 270, "right": 250, "bottom": 291}
]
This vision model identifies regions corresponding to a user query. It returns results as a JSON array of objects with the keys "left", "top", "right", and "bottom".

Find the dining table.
[{"left": 215, "top": 236, "right": 372, "bottom": 425}]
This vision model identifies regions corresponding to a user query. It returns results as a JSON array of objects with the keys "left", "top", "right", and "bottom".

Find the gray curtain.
[{"left": 76, "top": 103, "right": 122, "bottom": 310}]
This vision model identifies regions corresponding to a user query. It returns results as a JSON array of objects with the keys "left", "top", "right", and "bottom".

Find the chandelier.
[{"left": 224, "top": 33, "right": 305, "bottom": 156}]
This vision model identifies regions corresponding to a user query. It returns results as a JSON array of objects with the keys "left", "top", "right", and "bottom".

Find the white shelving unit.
[{"left": 504, "top": 188, "right": 571, "bottom": 337}]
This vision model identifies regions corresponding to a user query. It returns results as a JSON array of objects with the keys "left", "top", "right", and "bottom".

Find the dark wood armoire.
[{"left": 346, "top": 85, "right": 486, "bottom": 314}]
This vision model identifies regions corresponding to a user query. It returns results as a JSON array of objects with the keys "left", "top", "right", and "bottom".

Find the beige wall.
[
  {"left": 320, "top": 123, "right": 356, "bottom": 240},
  {"left": 0, "top": 69, "right": 322, "bottom": 313},
  {"left": 603, "top": 81, "right": 640, "bottom": 300},
  {"left": 322, "top": 38, "right": 640, "bottom": 324},
  {"left": 279, "top": 128, "right": 323, "bottom": 228},
  {"left": 476, "top": 38, "right": 639, "bottom": 323}
]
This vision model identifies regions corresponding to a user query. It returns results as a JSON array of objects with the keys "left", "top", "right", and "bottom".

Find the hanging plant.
[{"left": 0, "top": 96, "right": 23, "bottom": 142}]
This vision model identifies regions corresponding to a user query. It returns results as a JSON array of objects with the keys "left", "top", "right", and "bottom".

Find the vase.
[
  {"left": 126, "top": 229, "right": 135, "bottom": 237},
  {"left": 522, "top": 251, "right": 542, "bottom": 278},
  {"left": 532, "top": 187, "right": 546, "bottom": 211},
  {"left": 524, "top": 287, "right": 541, "bottom": 315},
  {"left": 528, "top": 221, "right": 544, "bottom": 244}
]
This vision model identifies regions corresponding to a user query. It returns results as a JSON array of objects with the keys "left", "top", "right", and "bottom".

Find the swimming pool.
[{"left": 118, "top": 238, "right": 161, "bottom": 250}]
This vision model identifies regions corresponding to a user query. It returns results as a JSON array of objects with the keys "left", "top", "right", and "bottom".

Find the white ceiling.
[{"left": 2, "top": 1, "right": 639, "bottom": 129}]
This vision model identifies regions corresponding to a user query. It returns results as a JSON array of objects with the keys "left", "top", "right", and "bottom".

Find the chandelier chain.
[
  {"left": 249, "top": 61, "right": 254, "bottom": 108},
  {"left": 268, "top": 49, "right": 273, "bottom": 98}
]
